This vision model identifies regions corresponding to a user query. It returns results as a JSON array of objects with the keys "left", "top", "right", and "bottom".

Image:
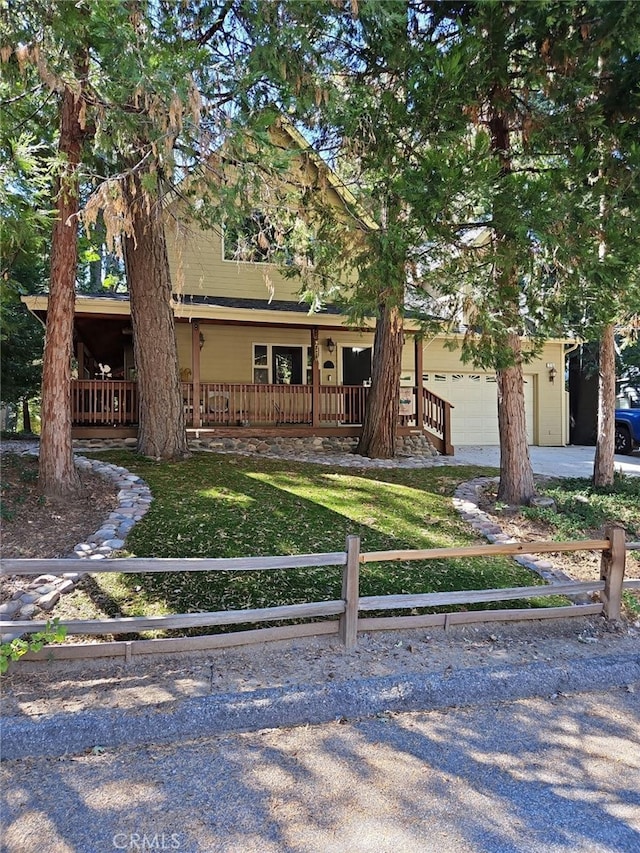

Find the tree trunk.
[
  {"left": 496, "top": 332, "right": 536, "bottom": 504},
  {"left": 593, "top": 322, "right": 616, "bottom": 487},
  {"left": 88, "top": 216, "right": 106, "bottom": 291},
  {"left": 357, "top": 302, "right": 403, "bottom": 458},
  {"left": 39, "top": 85, "right": 85, "bottom": 498},
  {"left": 486, "top": 67, "right": 536, "bottom": 505},
  {"left": 22, "top": 398, "right": 32, "bottom": 434},
  {"left": 123, "top": 174, "right": 189, "bottom": 460}
]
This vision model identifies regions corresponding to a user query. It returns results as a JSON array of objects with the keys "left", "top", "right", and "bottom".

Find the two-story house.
[{"left": 23, "top": 122, "right": 572, "bottom": 454}]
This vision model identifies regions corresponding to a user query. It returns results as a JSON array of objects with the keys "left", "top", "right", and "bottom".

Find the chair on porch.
[{"left": 206, "top": 391, "right": 230, "bottom": 424}]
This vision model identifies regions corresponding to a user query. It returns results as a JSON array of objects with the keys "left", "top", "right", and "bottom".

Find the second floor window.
[{"left": 224, "top": 211, "right": 285, "bottom": 263}]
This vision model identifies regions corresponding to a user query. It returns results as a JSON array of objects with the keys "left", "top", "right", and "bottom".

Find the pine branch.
[{"left": 197, "top": 0, "right": 236, "bottom": 46}]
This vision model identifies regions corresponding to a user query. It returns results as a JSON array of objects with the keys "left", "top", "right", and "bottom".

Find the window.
[
  {"left": 253, "top": 345, "right": 269, "bottom": 384},
  {"left": 224, "top": 211, "right": 287, "bottom": 263},
  {"left": 253, "top": 344, "right": 310, "bottom": 384}
]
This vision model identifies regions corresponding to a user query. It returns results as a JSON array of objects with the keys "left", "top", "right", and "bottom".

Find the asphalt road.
[{"left": 2, "top": 687, "right": 639, "bottom": 853}]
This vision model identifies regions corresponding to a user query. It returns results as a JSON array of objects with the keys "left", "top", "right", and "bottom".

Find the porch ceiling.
[{"left": 75, "top": 316, "right": 132, "bottom": 367}]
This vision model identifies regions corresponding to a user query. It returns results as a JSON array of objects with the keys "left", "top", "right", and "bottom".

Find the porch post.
[
  {"left": 192, "top": 320, "right": 201, "bottom": 429},
  {"left": 77, "top": 342, "right": 85, "bottom": 379},
  {"left": 311, "top": 326, "right": 320, "bottom": 428},
  {"left": 415, "top": 335, "right": 424, "bottom": 430}
]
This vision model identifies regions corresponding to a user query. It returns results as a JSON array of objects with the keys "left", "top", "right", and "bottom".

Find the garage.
[{"left": 424, "top": 372, "right": 535, "bottom": 446}]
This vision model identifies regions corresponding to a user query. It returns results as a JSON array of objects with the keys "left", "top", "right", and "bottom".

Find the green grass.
[{"left": 66, "top": 452, "right": 565, "bottom": 634}]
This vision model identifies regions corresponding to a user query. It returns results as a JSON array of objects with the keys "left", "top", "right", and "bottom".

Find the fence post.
[
  {"left": 601, "top": 523, "right": 627, "bottom": 621},
  {"left": 340, "top": 535, "right": 360, "bottom": 649}
]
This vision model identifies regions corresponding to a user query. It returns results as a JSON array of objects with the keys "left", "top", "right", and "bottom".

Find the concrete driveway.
[{"left": 452, "top": 444, "right": 640, "bottom": 478}]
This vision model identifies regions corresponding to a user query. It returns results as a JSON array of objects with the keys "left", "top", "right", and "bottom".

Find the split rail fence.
[{"left": 1, "top": 523, "right": 637, "bottom": 663}]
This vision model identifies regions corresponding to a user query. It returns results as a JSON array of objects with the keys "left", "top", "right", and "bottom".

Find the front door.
[
  {"left": 342, "top": 347, "right": 372, "bottom": 385},
  {"left": 342, "top": 347, "right": 372, "bottom": 424}
]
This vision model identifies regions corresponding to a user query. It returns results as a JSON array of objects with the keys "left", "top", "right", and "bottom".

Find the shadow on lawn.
[{"left": 82, "top": 454, "right": 548, "bottom": 629}]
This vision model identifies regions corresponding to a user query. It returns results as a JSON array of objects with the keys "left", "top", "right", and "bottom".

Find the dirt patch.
[
  {"left": 0, "top": 451, "right": 119, "bottom": 601},
  {"left": 2, "top": 616, "right": 638, "bottom": 720},
  {"left": 476, "top": 477, "right": 639, "bottom": 583}
]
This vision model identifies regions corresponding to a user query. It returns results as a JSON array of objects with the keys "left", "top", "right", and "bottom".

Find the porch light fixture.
[
  {"left": 326, "top": 337, "right": 335, "bottom": 354},
  {"left": 199, "top": 331, "right": 205, "bottom": 350},
  {"left": 546, "top": 363, "right": 557, "bottom": 383}
]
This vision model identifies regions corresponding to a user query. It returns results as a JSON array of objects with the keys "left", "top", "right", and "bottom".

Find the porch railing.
[
  {"left": 422, "top": 387, "right": 454, "bottom": 455},
  {"left": 183, "top": 382, "right": 371, "bottom": 427},
  {"left": 70, "top": 380, "right": 452, "bottom": 452},
  {"left": 71, "top": 380, "right": 138, "bottom": 426}
]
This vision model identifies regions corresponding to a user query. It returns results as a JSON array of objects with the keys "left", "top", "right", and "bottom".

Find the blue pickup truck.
[{"left": 615, "top": 408, "right": 640, "bottom": 455}]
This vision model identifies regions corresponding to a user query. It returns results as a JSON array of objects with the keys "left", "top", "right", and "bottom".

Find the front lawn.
[{"left": 55, "top": 453, "right": 563, "bottom": 631}]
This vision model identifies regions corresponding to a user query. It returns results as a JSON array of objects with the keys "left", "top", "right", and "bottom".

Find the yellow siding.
[
  {"left": 176, "top": 323, "right": 193, "bottom": 375},
  {"left": 179, "top": 325, "right": 315, "bottom": 383},
  {"left": 536, "top": 341, "right": 567, "bottom": 446},
  {"left": 166, "top": 221, "right": 304, "bottom": 302},
  {"left": 175, "top": 320, "right": 568, "bottom": 447},
  {"left": 165, "top": 134, "right": 353, "bottom": 305}
]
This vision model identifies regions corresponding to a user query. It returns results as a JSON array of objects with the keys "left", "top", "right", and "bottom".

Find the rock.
[
  {"left": 38, "top": 590, "right": 60, "bottom": 611},
  {"left": 528, "top": 496, "right": 556, "bottom": 510},
  {"left": 0, "top": 600, "right": 21, "bottom": 617},
  {"left": 94, "top": 528, "right": 117, "bottom": 542}
]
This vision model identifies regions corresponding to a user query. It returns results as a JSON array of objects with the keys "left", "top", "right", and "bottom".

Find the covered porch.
[
  {"left": 20, "top": 293, "right": 454, "bottom": 453},
  {"left": 70, "top": 379, "right": 454, "bottom": 454}
]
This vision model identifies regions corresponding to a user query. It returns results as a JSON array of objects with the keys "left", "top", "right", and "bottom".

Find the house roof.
[
  {"left": 21, "top": 291, "right": 357, "bottom": 331},
  {"left": 276, "top": 116, "right": 378, "bottom": 231},
  {"left": 172, "top": 294, "right": 343, "bottom": 315}
]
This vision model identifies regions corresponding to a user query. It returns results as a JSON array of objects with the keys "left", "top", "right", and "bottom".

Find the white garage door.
[{"left": 424, "top": 372, "right": 535, "bottom": 446}]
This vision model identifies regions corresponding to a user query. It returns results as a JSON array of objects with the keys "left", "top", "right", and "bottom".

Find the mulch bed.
[{"left": 0, "top": 453, "right": 118, "bottom": 602}]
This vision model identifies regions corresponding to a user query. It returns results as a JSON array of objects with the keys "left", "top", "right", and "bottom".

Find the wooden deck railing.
[
  {"left": 71, "top": 380, "right": 138, "bottom": 426},
  {"left": 186, "top": 382, "right": 371, "bottom": 427},
  {"left": 71, "top": 380, "right": 453, "bottom": 451},
  {"left": 1, "top": 523, "right": 634, "bottom": 662}
]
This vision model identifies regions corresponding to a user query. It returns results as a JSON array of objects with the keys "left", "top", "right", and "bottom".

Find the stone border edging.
[
  {"left": 453, "top": 477, "right": 580, "bottom": 586},
  {"left": 74, "top": 432, "right": 443, "bottom": 468}
]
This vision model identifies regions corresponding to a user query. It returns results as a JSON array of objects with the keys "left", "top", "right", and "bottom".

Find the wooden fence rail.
[{"left": 0, "top": 523, "right": 631, "bottom": 662}]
